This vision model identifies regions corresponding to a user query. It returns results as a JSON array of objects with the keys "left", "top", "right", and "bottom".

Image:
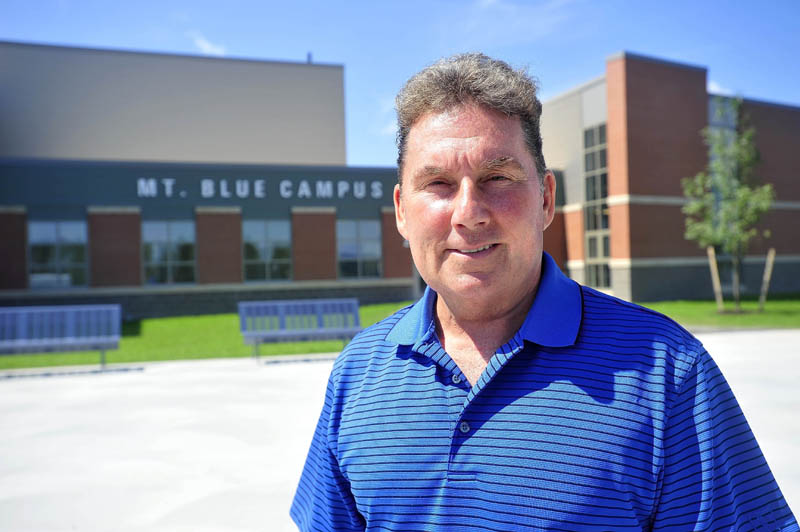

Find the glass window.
[
  {"left": 143, "top": 221, "right": 195, "bottom": 284},
  {"left": 583, "top": 124, "right": 611, "bottom": 291},
  {"left": 584, "top": 129, "right": 595, "bottom": 149},
  {"left": 243, "top": 220, "right": 292, "bottom": 281},
  {"left": 588, "top": 237, "right": 598, "bottom": 258},
  {"left": 585, "top": 175, "right": 597, "bottom": 202},
  {"left": 337, "top": 219, "right": 381, "bottom": 278},
  {"left": 28, "top": 221, "right": 88, "bottom": 288},
  {"left": 584, "top": 152, "right": 596, "bottom": 172}
]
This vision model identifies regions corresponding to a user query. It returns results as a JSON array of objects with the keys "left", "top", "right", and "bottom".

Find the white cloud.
[
  {"left": 186, "top": 31, "right": 226, "bottom": 57},
  {"left": 707, "top": 79, "right": 734, "bottom": 96}
]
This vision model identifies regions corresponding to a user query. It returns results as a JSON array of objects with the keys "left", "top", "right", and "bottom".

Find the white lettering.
[
  {"left": 371, "top": 181, "right": 383, "bottom": 199},
  {"left": 254, "top": 179, "right": 266, "bottom": 198},
  {"left": 137, "top": 178, "right": 157, "bottom": 197},
  {"left": 161, "top": 178, "right": 176, "bottom": 197},
  {"left": 353, "top": 181, "right": 366, "bottom": 199},
  {"left": 337, "top": 180, "right": 350, "bottom": 198},
  {"left": 201, "top": 179, "right": 215, "bottom": 198},
  {"left": 220, "top": 179, "right": 232, "bottom": 198},
  {"left": 298, "top": 180, "right": 312, "bottom": 199},
  {"left": 280, "top": 180, "right": 293, "bottom": 199},
  {"left": 316, "top": 180, "right": 333, "bottom": 198},
  {"left": 235, "top": 180, "right": 249, "bottom": 198}
]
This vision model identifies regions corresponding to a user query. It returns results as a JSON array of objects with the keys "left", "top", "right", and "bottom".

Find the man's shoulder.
[
  {"left": 580, "top": 285, "right": 694, "bottom": 334},
  {"left": 332, "top": 303, "right": 415, "bottom": 371},
  {"left": 578, "top": 285, "right": 704, "bottom": 354},
  {"left": 577, "top": 285, "right": 706, "bottom": 392}
]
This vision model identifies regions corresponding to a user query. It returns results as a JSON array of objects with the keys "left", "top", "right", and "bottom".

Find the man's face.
[{"left": 394, "top": 103, "right": 555, "bottom": 320}]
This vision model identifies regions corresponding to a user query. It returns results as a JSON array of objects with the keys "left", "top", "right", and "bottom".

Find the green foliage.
[{"left": 681, "top": 97, "right": 774, "bottom": 307}]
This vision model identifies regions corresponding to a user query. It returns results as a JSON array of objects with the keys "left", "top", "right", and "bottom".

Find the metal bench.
[
  {"left": 238, "top": 298, "right": 361, "bottom": 357},
  {"left": 0, "top": 305, "right": 122, "bottom": 368}
]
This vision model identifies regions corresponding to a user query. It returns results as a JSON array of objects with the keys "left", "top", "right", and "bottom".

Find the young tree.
[{"left": 682, "top": 97, "right": 774, "bottom": 311}]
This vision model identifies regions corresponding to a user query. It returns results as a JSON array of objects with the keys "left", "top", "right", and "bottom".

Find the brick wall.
[
  {"left": 544, "top": 211, "right": 567, "bottom": 269},
  {"left": 0, "top": 208, "right": 27, "bottom": 290},
  {"left": 88, "top": 208, "right": 141, "bottom": 286},
  {"left": 381, "top": 207, "right": 412, "bottom": 278},
  {"left": 195, "top": 207, "right": 243, "bottom": 284},
  {"left": 292, "top": 207, "right": 337, "bottom": 280}
]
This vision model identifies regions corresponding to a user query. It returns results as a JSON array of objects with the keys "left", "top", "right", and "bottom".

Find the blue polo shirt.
[{"left": 291, "top": 253, "right": 798, "bottom": 531}]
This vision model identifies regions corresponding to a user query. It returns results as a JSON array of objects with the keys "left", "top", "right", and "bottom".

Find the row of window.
[
  {"left": 27, "top": 219, "right": 382, "bottom": 288},
  {"left": 583, "top": 123, "right": 611, "bottom": 290}
]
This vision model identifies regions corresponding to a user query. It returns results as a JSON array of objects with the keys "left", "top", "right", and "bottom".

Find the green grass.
[
  {"left": 639, "top": 297, "right": 800, "bottom": 330},
  {"left": 0, "top": 300, "right": 413, "bottom": 370},
  {"left": 4, "top": 297, "right": 799, "bottom": 370}
]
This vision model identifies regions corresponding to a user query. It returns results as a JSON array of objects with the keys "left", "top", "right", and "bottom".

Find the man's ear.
[
  {"left": 393, "top": 184, "right": 408, "bottom": 240},
  {"left": 542, "top": 170, "right": 557, "bottom": 231}
]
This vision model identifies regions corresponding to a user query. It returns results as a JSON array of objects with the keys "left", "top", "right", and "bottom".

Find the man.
[{"left": 291, "top": 53, "right": 797, "bottom": 531}]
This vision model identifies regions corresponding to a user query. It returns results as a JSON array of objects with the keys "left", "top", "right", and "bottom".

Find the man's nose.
[{"left": 451, "top": 178, "right": 489, "bottom": 229}]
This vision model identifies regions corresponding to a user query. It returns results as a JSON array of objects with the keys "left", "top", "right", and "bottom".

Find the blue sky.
[{"left": 2, "top": 0, "right": 798, "bottom": 167}]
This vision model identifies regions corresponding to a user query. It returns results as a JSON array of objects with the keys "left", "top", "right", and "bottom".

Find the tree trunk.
[
  {"left": 706, "top": 247, "right": 725, "bottom": 313},
  {"left": 732, "top": 255, "right": 742, "bottom": 312}
]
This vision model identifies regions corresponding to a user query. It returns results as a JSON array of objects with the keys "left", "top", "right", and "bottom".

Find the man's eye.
[{"left": 488, "top": 175, "right": 509, "bottom": 182}]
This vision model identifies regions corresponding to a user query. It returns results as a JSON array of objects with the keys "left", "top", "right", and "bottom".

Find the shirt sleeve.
[
  {"left": 652, "top": 350, "right": 798, "bottom": 531},
  {"left": 290, "top": 374, "right": 365, "bottom": 532}
]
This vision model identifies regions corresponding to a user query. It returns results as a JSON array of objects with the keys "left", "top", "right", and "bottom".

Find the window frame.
[
  {"left": 336, "top": 219, "right": 382, "bottom": 279},
  {"left": 583, "top": 124, "right": 611, "bottom": 290},
  {"left": 27, "top": 220, "right": 89, "bottom": 289},
  {"left": 242, "top": 219, "right": 292, "bottom": 282},
  {"left": 141, "top": 220, "right": 196, "bottom": 285}
]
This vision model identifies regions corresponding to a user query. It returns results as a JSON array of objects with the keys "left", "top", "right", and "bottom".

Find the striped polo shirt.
[{"left": 291, "top": 253, "right": 798, "bottom": 531}]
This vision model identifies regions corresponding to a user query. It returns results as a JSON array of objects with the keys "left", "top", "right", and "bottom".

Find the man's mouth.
[{"left": 456, "top": 244, "right": 496, "bottom": 254}]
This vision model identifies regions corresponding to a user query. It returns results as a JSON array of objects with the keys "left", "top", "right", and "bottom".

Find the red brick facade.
[
  {"left": 544, "top": 211, "right": 567, "bottom": 269},
  {"left": 0, "top": 209, "right": 28, "bottom": 290},
  {"left": 380, "top": 208, "right": 412, "bottom": 278},
  {"left": 195, "top": 208, "right": 243, "bottom": 284},
  {"left": 606, "top": 54, "right": 708, "bottom": 260},
  {"left": 292, "top": 208, "right": 337, "bottom": 280},
  {"left": 88, "top": 208, "right": 142, "bottom": 286}
]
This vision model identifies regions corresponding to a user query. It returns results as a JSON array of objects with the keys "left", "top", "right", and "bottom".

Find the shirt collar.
[{"left": 386, "top": 252, "right": 582, "bottom": 348}]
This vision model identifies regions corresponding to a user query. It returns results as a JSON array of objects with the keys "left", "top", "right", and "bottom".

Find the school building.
[
  {"left": 1, "top": 42, "right": 798, "bottom": 317},
  {"left": 541, "top": 52, "right": 800, "bottom": 301}
]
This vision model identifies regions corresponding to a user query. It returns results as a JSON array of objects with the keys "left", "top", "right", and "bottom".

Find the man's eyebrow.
[
  {"left": 413, "top": 166, "right": 446, "bottom": 180},
  {"left": 481, "top": 156, "right": 524, "bottom": 172}
]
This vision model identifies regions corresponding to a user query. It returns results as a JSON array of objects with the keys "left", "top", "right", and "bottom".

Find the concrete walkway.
[{"left": 0, "top": 330, "right": 798, "bottom": 531}]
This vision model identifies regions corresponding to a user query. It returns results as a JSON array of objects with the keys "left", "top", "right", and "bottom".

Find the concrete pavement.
[{"left": 0, "top": 330, "right": 798, "bottom": 531}]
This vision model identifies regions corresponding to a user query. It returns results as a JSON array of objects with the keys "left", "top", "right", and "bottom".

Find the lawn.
[
  {"left": 0, "top": 301, "right": 413, "bottom": 370},
  {"left": 2, "top": 297, "right": 798, "bottom": 370},
  {"left": 640, "top": 297, "right": 800, "bottom": 330}
]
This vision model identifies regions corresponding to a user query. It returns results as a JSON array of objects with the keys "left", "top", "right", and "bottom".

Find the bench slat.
[
  {"left": 0, "top": 305, "right": 121, "bottom": 363},
  {"left": 238, "top": 299, "right": 361, "bottom": 350}
]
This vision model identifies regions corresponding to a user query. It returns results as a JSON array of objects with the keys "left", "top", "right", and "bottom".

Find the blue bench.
[
  {"left": 238, "top": 298, "right": 361, "bottom": 357},
  {"left": 0, "top": 305, "right": 121, "bottom": 368}
]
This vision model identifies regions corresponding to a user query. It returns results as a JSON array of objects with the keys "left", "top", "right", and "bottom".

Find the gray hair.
[{"left": 395, "top": 52, "right": 546, "bottom": 183}]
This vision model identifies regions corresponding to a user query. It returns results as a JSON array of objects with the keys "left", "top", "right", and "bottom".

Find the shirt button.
[
  {"left": 452, "top": 373, "right": 462, "bottom": 384},
  {"left": 459, "top": 421, "right": 470, "bottom": 434}
]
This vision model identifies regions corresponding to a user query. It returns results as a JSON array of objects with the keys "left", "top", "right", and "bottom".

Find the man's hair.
[{"left": 395, "top": 52, "right": 546, "bottom": 184}]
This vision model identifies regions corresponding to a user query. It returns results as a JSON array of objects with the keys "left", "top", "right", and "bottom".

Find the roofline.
[
  {"left": 0, "top": 157, "right": 396, "bottom": 173},
  {"left": 542, "top": 75, "right": 606, "bottom": 105},
  {"left": 606, "top": 50, "right": 707, "bottom": 73},
  {"left": 0, "top": 39, "right": 343, "bottom": 70}
]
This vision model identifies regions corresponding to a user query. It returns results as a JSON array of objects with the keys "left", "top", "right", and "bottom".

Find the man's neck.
[{"left": 434, "top": 287, "right": 537, "bottom": 385}]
